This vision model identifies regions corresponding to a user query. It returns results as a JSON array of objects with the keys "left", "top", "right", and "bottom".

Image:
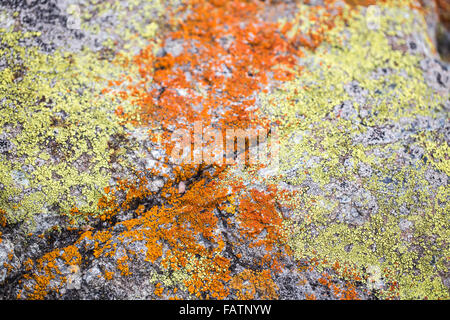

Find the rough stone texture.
[{"left": 0, "top": 0, "right": 449, "bottom": 300}]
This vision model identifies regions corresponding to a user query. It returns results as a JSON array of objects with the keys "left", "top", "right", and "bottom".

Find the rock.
[{"left": 0, "top": 0, "right": 449, "bottom": 301}]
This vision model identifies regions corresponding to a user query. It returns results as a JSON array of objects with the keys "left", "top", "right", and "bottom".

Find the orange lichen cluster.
[
  {"left": 104, "top": 269, "right": 114, "bottom": 281},
  {"left": 344, "top": 0, "right": 378, "bottom": 6},
  {"left": 70, "top": 0, "right": 348, "bottom": 299},
  {"left": 305, "top": 293, "right": 317, "bottom": 300},
  {"left": 96, "top": 0, "right": 323, "bottom": 298},
  {"left": 78, "top": 229, "right": 115, "bottom": 258},
  {"left": 318, "top": 272, "right": 360, "bottom": 300},
  {"left": 0, "top": 209, "right": 5, "bottom": 243},
  {"left": 381, "top": 267, "right": 401, "bottom": 299},
  {"left": 3, "top": 251, "right": 14, "bottom": 275},
  {"left": 0, "top": 209, "right": 6, "bottom": 228},
  {"left": 317, "top": 273, "right": 347, "bottom": 299},
  {"left": 19, "top": 162, "right": 289, "bottom": 299},
  {"left": 235, "top": 186, "right": 289, "bottom": 271},
  {"left": 117, "top": 255, "right": 131, "bottom": 276},
  {"left": 230, "top": 269, "right": 278, "bottom": 299},
  {"left": 18, "top": 246, "right": 80, "bottom": 299},
  {"left": 24, "top": 258, "right": 34, "bottom": 272},
  {"left": 60, "top": 245, "right": 82, "bottom": 266},
  {"left": 282, "top": 0, "right": 346, "bottom": 50},
  {"left": 123, "top": 170, "right": 231, "bottom": 298},
  {"left": 295, "top": 257, "right": 367, "bottom": 300}
]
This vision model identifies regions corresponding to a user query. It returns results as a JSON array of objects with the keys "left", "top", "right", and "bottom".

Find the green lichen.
[{"left": 258, "top": 3, "right": 449, "bottom": 299}]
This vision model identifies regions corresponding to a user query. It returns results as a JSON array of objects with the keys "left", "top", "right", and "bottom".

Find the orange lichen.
[
  {"left": 230, "top": 269, "right": 278, "bottom": 299},
  {"left": 434, "top": 0, "right": 450, "bottom": 28},
  {"left": 61, "top": 246, "right": 82, "bottom": 266},
  {"left": 78, "top": 0, "right": 347, "bottom": 300},
  {"left": 19, "top": 250, "right": 61, "bottom": 300},
  {"left": 344, "top": 0, "right": 378, "bottom": 6},
  {"left": 110, "top": 0, "right": 312, "bottom": 153},
  {"left": 24, "top": 258, "right": 34, "bottom": 272},
  {"left": 18, "top": 245, "right": 83, "bottom": 299},
  {"left": 316, "top": 272, "right": 358, "bottom": 300},
  {"left": 117, "top": 255, "right": 131, "bottom": 276},
  {"left": 104, "top": 270, "right": 114, "bottom": 281},
  {"left": 237, "top": 187, "right": 284, "bottom": 250},
  {"left": 154, "top": 282, "right": 164, "bottom": 297},
  {"left": 305, "top": 293, "right": 316, "bottom": 300},
  {"left": 3, "top": 261, "right": 14, "bottom": 274}
]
